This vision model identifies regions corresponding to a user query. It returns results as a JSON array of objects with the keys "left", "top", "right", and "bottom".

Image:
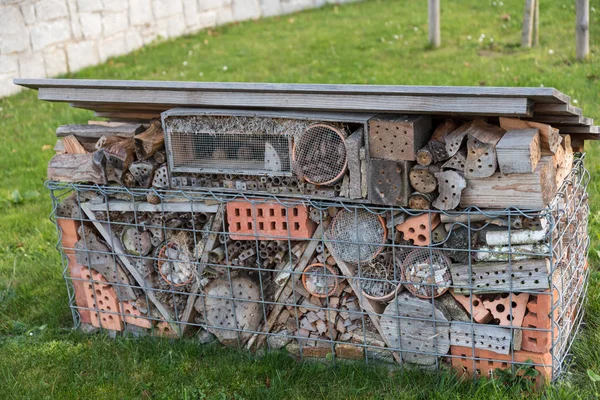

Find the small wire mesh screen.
[
  {"left": 326, "top": 209, "right": 386, "bottom": 264},
  {"left": 401, "top": 249, "right": 452, "bottom": 298},
  {"left": 293, "top": 124, "right": 348, "bottom": 185},
  {"left": 164, "top": 115, "right": 294, "bottom": 175}
]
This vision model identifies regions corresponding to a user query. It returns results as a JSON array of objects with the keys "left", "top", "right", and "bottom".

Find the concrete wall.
[{"left": 0, "top": 0, "right": 347, "bottom": 98}]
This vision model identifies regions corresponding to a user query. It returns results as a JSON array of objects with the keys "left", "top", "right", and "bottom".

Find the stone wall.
[{"left": 0, "top": 0, "right": 348, "bottom": 98}]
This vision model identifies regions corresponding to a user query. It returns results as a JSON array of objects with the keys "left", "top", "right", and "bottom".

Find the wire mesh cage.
[{"left": 48, "top": 155, "right": 590, "bottom": 386}]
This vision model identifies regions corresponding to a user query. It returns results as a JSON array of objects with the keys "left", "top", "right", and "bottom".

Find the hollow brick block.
[
  {"left": 227, "top": 200, "right": 316, "bottom": 240},
  {"left": 521, "top": 290, "right": 558, "bottom": 354},
  {"left": 482, "top": 292, "right": 530, "bottom": 328},
  {"left": 450, "top": 289, "right": 493, "bottom": 323},
  {"left": 82, "top": 269, "right": 124, "bottom": 331},
  {"left": 395, "top": 213, "right": 440, "bottom": 246},
  {"left": 450, "top": 346, "right": 552, "bottom": 387}
]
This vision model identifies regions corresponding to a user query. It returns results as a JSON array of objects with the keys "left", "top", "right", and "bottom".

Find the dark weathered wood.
[
  {"left": 47, "top": 152, "right": 106, "bottom": 184},
  {"left": 445, "top": 121, "right": 472, "bottom": 157},
  {"left": 368, "top": 159, "right": 412, "bottom": 206},
  {"left": 433, "top": 170, "right": 466, "bottom": 210},
  {"left": 408, "top": 192, "right": 435, "bottom": 210},
  {"left": 56, "top": 124, "right": 144, "bottom": 139},
  {"left": 416, "top": 119, "right": 460, "bottom": 166},
  {"left": 441, "top": 147, "right": 466, "bottom": 171},
  {"left": 345, "top": 128, "right": 363, "bottom": 199},
  {"left": 102, "top": 137, "right": 136, "bottom": 183},
  {"left": 496, "top": 129, "right": 541, "bottom": 174},
  {"left": 534, "top": 103, "right": 582, "bottom": 116},
  {"left": 368, "top": 114, "right": 432, "bottom": 161},
  {"left": 129, "top": 159, "right": 159, "bottom": 188},
  {"left": 464, "top": 120, "right": 506, "bottom": 179},
  {"left": 134, "top": 120, "right": 164, "bottom": 160},
  {"left": 461, "top": 156, "right": 557, "bottom": 209}
]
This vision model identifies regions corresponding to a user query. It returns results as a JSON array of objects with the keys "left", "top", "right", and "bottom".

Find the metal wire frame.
[{"left": 46, "top": 155, "right": 590, "bottom": 383}]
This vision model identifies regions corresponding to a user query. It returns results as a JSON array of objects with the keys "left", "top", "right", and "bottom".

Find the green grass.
[{"left": 1, "top": 0, "right": 599, "bottom": 398}]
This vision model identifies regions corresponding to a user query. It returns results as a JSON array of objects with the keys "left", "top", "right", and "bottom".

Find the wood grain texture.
[
  {"left": 450, "top": 322, "right": 512, "bottom": 355},
  {"left": 47, "top": 153, "right": 106, "bottom": 184},
  {"left": 56, "top": 124, "right": 144, "bottom": 138},
  {"left": 496, "top": 129, "right": 541, "bottom": 174},
  {"left": 499, "top": 117, "right": 562, "bottom": 153}
]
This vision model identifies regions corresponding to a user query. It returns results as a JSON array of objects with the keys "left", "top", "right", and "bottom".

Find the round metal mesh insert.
[
  {"left": 293, "top": 124, "right": 347, "bottom": 185},
  {"left": 327, "top": 209, "right": 387, "bottom": 264},
  {"left": 155, "top": 241, "right": 194, "bottom": 287},
  {"left": 401, "top": 249, "right": 452, "bottom": 298},
  {"left": 302, "top": 263, "right": 339, "bottom": 298}
]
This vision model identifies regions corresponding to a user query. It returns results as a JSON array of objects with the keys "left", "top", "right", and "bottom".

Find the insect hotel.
[{"left": 17, "top": 79, "right": 597, "bottom": 386}]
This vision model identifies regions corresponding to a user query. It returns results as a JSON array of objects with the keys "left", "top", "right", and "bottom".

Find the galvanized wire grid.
[{"left": 47, "top": 155, "right": 590, "bottom": 383}]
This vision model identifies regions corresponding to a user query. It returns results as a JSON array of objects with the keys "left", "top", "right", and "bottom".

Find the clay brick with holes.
[
  {"left": 83, "top": 269, "right": 124, "bottom": 331},
  {"left": 450, "top": 290, "right": 493, "bottom": 323},
  {"left": 227, "top": 200, "right": 316, "bottom": 240},
  {"left": 155, "top": 321, "right": 179, "bottom": 337},
  {"left": 521, "top": 290, "right": 559, "bottom": 353},
  {"left": 121, "top": 300, "right": 153, "bottom": 329},
  {"left": 450, "top": 346, "right": 552, "bottom": 387},
  {"left": 368, "top": 114, "right": 432, "bottom": 161},
  {"left": 482, "top": 292, "right": 530, "bottom": 327},
  {"left": 395, "top": 213, "right": 440, "bottom": 246},
  {"left": 58, "top": 218, "right": 92, "bottom": 324}
]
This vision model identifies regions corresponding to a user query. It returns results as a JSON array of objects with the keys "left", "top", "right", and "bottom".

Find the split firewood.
[
  {"left": 47, "top": 152, "right": 107, "bottom": 184},
  {"left": 464, "top": 120, "right": 506, "bottom": 179},
  {"left": 499, "top": 117, "right": 562, "bottom": 154},
  {"left": 416, "top": 119, "right": 460, "bottom": 165},
  {"left": 496, "top": 129, "right": 541, "bottom": 174},
  {"left": 102, "top": 137, "right": 136, "bottom": 183},
  {"left": 62, "top": 135, "right": 87, "bottom": 154},
  {"left": 408, "top": 192, "right": 435, "bottom": 210},
  {"left": 432, "top": 170, "right": 466, "bottom": 211},
  {"left": 134, "top": 120, "right": 165, "bottom": 160},
  {"left": 441, "top": 148, "right": 466, "bottom": 171},
  {"left": 129, "top": 159, "right": 159, "bottom": 188},
  {"left": 445, "top": 121, "right": 474, "bottom": 157},
  {"left": 409, "top": 164, "right": 440, "bottom": 193}
]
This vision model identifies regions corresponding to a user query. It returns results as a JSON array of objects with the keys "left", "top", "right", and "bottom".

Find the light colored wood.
[
  {"left": 576, "top": 0, "right": 590, "bottom": 60},
  {"left": 533, "top": 0, "right": 539, "bottom": 46},
  {"left": 409, "top": 164, "right": 440, "bottom": 193},
  {"left": 521, "top": 0, "right": 535, "bottom": 48},
  {"left": 80, "top": 203, "right": 178, "bottom": 333},
  {"left": 485, "top": 228, "right": 548, "bottom": 246},
  {"left": 47, "top": 153, "right": 106, "bottom": 184},
  {"left": 85, "top": 200, "right": 219, "bottom": 214},
  {"left": 441, "top": 147, "right": 466, "bottom": 171},
  {"left": 464, "top": 120, "right": 506, "bottom": 178},
  {"left": 499, "top": 117, "right": 562, "bottom": 154},
  {"left": 345, "top": 128, "right": 363, "bottom": 199},
  {"left": 445, "top": 121, "right": 472, "bottom": 157},
  {"left": 87, "top": 120, "right": 131, "bottom": 127},
  {"left": 380, "top": 293, "right": 449, "bottom": 365},
  {"left": 450, "top": 322, "right": 512, "bottom": 355},
  {"left": 428, "top": 0, "right": 441, "bottom": 48},
  {"left": 450, "top": 258, "right": 550, "bottom": 293},
  {"left": 461, "top": 156, "right": 557, "bottom": 209},
  {"left": 433, "top": 170, "right": 466, "bottom": 210},
  {"left": 496, "top": 129, "right": 541, "bottom": 174},
  {"left": 62, "top": 135, "right": 87, "bottom": 154},
  {"left": 473, "top": 244, "right": 550, "bottom": 262}
]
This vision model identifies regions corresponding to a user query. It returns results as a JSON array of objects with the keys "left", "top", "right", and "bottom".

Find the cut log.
[
  {"left": 408, "top": 192, "right": 435, "bottom": 210},
  {"left": 416, "top": 119, "right": 460, "bottom": 165},
  {"left": 485, "top": 228, "right": 548, "bottom": 246},
  {"left": 499, "top": 117, "right": 562, "bottom": 154},
  {"left": 464, "top": 120, "right": 506, "bottom": 179},
  {"left": 409, "top": 164, "right": 440, "bottom": 193},
  {"left": 102, "top": 137, "right": 136, "bottom": 183},
  {"left": 445, "top": 121, "right": 473, "bottom": 157},
  {"left": 461, "top": 156, "right": 557, "bottom": 209},
  {"left": 129, "top": 159, "right": 159, "bottom": 188},
  {"left": 496, "top": 129, "right": 541, "bottom": 174},
  {"left": 450, "top": 258, "right": 551, "bottom": 293},
  {"left": 62, "top": 135, "right": 87, "bottom": 154},
  {"left": 121, "top": 227, "right": 152, "bottom": 256},
  {"left": 134, "top": 120, "right": 164, "bottom": 160},
  {"left": 450, "top": 322, "right": 512, "bottom": 355},
  {"left": 441, "top": 147, "right": 466, "bottom": 171},
  {"left": 47, "top": 152, "right": 107, "bottom": 184},
  {"left": 56, "top": 123, "right": 145, "bottom": 139},
  {"left": 432, "top": 170, "right": 466, "bottom": 211}
]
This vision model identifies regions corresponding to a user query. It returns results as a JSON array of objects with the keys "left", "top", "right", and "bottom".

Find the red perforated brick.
[
  {"left": 83, "top": 270, "right": 124, "bottom": 331},
  {"left": 155, "top": 321, "right": 179, "bottom": 338},
  {"left": 450, "top": 289, "right": 493, "bottom": 323},
  {"left": 395, "top": 213, "right": 440, "bottom": 246},
  {"left": 58, "top": 218, "right": 92, "bottom": 324},
  {"left": 121, "top": 301, "right": 152, "bottom": 329},
  {"left": 482, "top": 292, "right": 530, "bottom": 328},
  {"left": 227, "top": 200, "right": 316, "bottom": 240},
  {"left": 450, "top": 346, "right": 552, "bottom": 387},
  {"left": 521, "top": 290, "right": 558, "bottom": 353}
]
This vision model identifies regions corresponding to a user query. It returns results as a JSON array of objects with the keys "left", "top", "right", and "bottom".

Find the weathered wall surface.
[{"left": 0, "top": 0, "right": 348, "bottom": 97}]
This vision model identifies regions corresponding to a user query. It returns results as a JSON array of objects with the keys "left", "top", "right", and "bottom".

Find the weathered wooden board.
[
  {"left": 47, "top": 153, "right": 107, "bottom": 184},
  {"left": 345, "top": 128, "right": 363, "bottom": 199},
  {"left": 460, "top": 156, "right": 557, "bottom": 209},
  {"left": 450, "top": 259, "right": 551, "bottom": 293},
  {"left": 368, "top": 159, "right": 412, "bottom": 206},
  {"left": 85, "top": 200, "right": 219, "bottom": 214},
  {"left": 450, "top": 322, "right": 512, "bottom": 355},
  {"left": 56, "top": 124, "right": 144, "bottom": 138},
  {"left": 496, "top": 129, "right": 541, "bottom": 174}
]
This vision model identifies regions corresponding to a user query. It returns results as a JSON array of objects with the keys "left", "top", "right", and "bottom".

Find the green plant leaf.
[
  {"left": 587, "top": 369, "right": 600, "bottom": 382},
  {"left": 10, "top": 190, "right": 23, "bottom": 204}
]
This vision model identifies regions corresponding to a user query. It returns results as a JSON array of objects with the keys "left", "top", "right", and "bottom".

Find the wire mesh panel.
[{"left": 48, "top": 155, "right": 590, "bottom": 387}]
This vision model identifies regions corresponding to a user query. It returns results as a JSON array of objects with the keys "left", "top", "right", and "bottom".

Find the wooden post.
[
  {"left": 576, "top": 0, "right": 589, "bottom": 60},
  {"left": 428, "top": 0, "right": 441, "bottom": 48},
  {"left": 521, "top": 0, "right": 535, "bottom": 48},
  {"left": 533, "top": 0, "right": 539, "bottom": 46}
]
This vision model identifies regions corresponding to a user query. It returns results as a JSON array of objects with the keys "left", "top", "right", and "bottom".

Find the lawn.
[{"left": 1, "top": 0, "right": 599, "bottom": 398}]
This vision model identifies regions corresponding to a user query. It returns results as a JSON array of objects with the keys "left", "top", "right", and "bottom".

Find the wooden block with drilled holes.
[
  {"left": 464, "top": 120, "right": 506, "bottom": 179},
  {"left": 450, "top": 290, "right": 493, "bottom": 323},
  {"left": 450, "top": 346, "right": 552, "bottom": 387},
  {"left": 368, "top": 158, "right": 412, "bottom": 206},
  {"left": 82, "top": 269, "right": 124, "bottom": 331},
  {"left": 395, "top": 213, "right": 440, "bottom": 246},
  {"left": 368, "top": 114, "right": 432, "bottom": 161},
  {"left": 482, "top": 292, "right": 530, "bottom": 328}
]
